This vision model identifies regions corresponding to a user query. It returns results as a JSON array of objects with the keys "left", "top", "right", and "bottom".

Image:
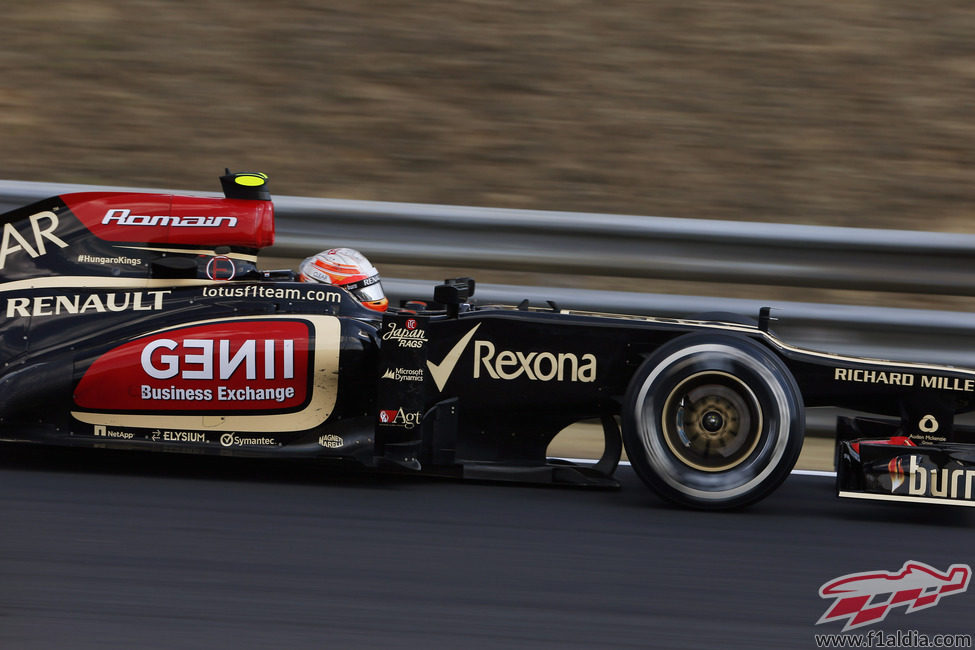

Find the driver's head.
[{"left": 298, "top": 248, "right": 388, "bottom": 312}]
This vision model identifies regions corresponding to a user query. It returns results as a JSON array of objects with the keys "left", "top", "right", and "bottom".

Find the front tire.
[{"left": 622, "top": 333, "right": 804, "bottom": 509}]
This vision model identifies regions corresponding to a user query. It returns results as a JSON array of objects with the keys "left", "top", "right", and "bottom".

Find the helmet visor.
[{"left": 353, "top": 280, "right": 385, "bottom": 303}]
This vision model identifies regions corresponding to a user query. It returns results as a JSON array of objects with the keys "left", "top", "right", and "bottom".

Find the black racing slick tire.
[{"left": 621, "top": 333, "right": 804, "bottom": 510}]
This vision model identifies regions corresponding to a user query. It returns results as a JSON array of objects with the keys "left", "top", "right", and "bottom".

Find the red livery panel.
[
  {"left": 62, "top": 192, "right": 275, "bottom": 248},
  {"left": 74, "top": 320, "right": 312, "bottom": 412}
]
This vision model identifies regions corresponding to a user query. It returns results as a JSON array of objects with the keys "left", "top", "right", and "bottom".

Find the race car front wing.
[{"left": 836, "top": 417, "right": 975, "bottom": 507}]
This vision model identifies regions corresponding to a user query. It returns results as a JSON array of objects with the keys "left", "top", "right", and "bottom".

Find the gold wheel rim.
[{"left": 659, "top": 371, "right": 763, "bottom": 472}]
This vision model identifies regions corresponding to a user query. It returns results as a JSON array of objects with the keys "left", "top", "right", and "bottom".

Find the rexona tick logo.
[
  {"left": 425, "top": 323, "right": 597, "bottom": 392},
  {"left": 817, "top": 561, "right": 971, "bottom": 631}
]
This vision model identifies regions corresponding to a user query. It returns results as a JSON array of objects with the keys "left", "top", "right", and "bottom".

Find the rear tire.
[{"left": 622, "top": 333, "right": 804, "bottom": 509}]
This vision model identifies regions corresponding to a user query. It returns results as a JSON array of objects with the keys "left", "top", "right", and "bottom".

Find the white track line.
[
  {"left": 552, "top": 457, "right": 837, "bottom": 478},
  {"left": 792, "top": 469, "right": 837, "bottom": 478}
]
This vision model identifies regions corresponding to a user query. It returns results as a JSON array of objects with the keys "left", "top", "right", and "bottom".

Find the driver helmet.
[{"left": 298, "top": 248, "right": 388, "bottom": 312}]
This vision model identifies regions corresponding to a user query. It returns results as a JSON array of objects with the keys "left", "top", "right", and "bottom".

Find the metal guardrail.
[
  {"left": 2, "top": 179, "right": 975, "bottom": 368},
  {"left": 272, "top": 199, "right": 975, "bottom": 297},
  {"left": 4, "top": 179, "right": 975, "bottom": 296}
]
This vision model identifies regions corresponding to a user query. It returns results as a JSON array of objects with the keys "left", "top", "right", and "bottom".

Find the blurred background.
[
  {"left": 3, "top": 7, "right": 973, "bottom": 645},
  {"left": 3, "top": 1, "right": 975, "bottom": 308}
]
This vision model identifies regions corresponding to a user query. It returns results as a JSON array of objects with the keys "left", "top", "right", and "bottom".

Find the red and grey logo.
[
  {"left": 377, "top": 408, "right": 422, "bottom": 429},
  {"left": 888, "top": 456, "right": 906, "bottom": 492},
  {"left": 74, "top": 320, "right": 312, "bottom": 412},
  {"left": 817, "top": 561, "right": 971, "bottom": 631},
  {"left": 206, "top": 255, "right": 236, "bottom": 280}
]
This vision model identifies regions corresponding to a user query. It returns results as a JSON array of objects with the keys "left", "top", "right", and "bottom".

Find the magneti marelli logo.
[{"left": 817, "top": 561, "right": 970, "bottom": 631}]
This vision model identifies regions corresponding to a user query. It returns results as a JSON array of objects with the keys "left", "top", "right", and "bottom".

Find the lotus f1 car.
[{"left": 2, "top": 172, "right": 974, "bottom": 509}]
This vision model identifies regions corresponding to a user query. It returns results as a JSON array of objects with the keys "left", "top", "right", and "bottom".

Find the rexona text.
[{"left": 473, "top": 341, "right": 597, "bottom": 382}]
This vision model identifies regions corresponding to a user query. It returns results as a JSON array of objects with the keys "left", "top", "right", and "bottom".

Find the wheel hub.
[
  {"left": 701, "top": 410, "right": 724, "bottom": 433},
  {"left": 660, "top": 372, "right": 763, "bottom": 472}
]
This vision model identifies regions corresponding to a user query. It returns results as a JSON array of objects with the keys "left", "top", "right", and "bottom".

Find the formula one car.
[{"left": 2, "top": 172, "right": 974, "bottom": 509}]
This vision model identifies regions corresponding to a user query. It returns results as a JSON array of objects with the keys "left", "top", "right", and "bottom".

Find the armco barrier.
[
  {"left": 4, "top": 179, "right": 975, "bottom": 296},
  {"left": 3, "top": 179, "right": 975, "bottom": 371}
]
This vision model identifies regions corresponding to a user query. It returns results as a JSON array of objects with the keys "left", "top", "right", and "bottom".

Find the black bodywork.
[{"left": 4, "top": 173, "right": 975, "bottom": 509}]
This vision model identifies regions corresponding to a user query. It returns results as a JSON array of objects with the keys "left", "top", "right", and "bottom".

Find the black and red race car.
[{"left": 1, "top": 172, "right": 973, "bottom": 509}]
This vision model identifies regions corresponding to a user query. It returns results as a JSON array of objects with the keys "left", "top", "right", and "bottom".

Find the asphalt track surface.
[{"left": 1, "top": 445, "right": 973, "bottom": 650}]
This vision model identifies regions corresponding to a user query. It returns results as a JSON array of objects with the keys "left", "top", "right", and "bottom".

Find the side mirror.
[{"left": 433, "top": 277, "right": 476, "bottom": 317}]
